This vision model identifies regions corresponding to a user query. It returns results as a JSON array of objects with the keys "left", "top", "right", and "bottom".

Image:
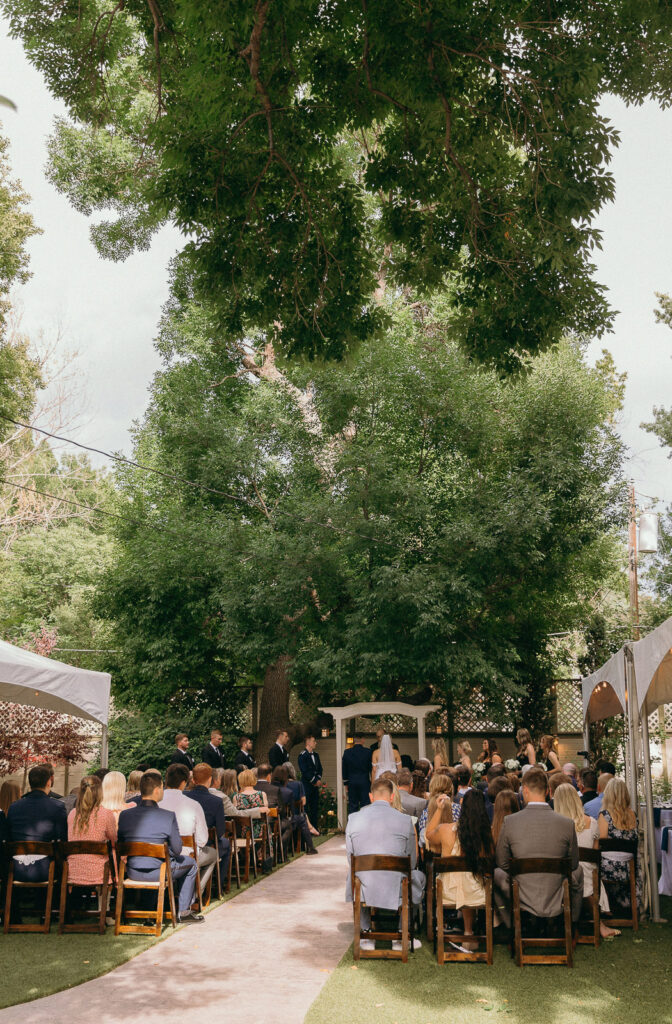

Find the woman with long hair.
[
  {"left": 516, "top": 729, "right": 536, "bottom": 768},
  {"left": 372, "top": 733, "right": 401, "bottom": 779},
  {"left": 411, "top": 769, "right": 428, "bottom": 800},
  {"left": 598, "top": 777, "right": 642, "bottom": 913},
  {"left": 220, "top": 768, "right": 239, "bottom": 816},
  {"left": 101, "top": 771, "right": 128, "bottom": 823},
  {"left": 539, "top": 735, "right": 561, "bottom": 772},
  {"left": 126, "top": 770, "right": 143, "bottom": 800},
  {"left": 554, "top": 782, "right": 618, "bottom": 938},
  {"left": 491, "top": 790, "right": 519, "bottom": 845},
  {"left": 0, "top": 781, "right": 21, "bottom": 815},
  {"left": 454, "top": 740, "right": 472, "bottom": 772},
  {"left": 418, "top": 773, "right": 459, "bottom": 848},
  {"left": 432, "top": 738, "right": 450, "bottom": 771},
  {"left": 427, "top": 789, "right": 495, "bottom": 949},
  {"left": 66, "top": 775, "right": 117, "bottom": 885}
]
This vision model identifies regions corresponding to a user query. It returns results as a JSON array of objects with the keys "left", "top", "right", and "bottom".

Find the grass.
[
  {"left": 306, "top": 897, "right": 672, "bottom": 1024},
  {"left": 0, "top": 831, "right": 334, "bottom": 1009}
]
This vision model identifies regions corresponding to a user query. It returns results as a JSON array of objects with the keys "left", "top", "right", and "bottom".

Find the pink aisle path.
[{"left": 0, "top": 835, "right": 350, "bottom": 1024}]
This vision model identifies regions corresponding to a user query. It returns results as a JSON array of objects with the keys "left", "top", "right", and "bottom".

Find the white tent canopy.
[
  {"left": 632, "top": 615, "right": 672, "bottom": 715},
  {"left": 0, "top": 638, "right": 111, "bottom": 725},
  {"left": 581, "top": 648, "right": 627, "bottom": 724}
]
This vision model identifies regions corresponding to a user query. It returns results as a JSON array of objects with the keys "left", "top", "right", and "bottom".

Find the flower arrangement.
[
  {"left": 504, "top": 758, "right": 520, "bottom": 771},
  {"left": 471, "top": 761, "right": 486, "bottom": 780},
  {"left": 318, "top": 782, "right": 338, "bottom": 830}
]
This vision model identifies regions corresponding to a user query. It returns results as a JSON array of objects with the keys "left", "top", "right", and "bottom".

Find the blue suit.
[
  {"left": 185, "top": 786, "right": 230, "bottom": 882},
  {"left": 298, "top": 748, "right": 323, "bottom": 828},
  {"left": 342, "top": 744, "right": 372, "bottom": 814},
  {"left": 117, "top": 799, "right": 197, "bottom": 916},
  {"left": 7, "top": 789, "right": 67, "bottom": 882}
]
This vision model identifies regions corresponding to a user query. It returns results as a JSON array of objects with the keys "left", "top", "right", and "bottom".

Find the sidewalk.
[{"left": 0, "top": 835, "right": 351, "bottom": 1024}]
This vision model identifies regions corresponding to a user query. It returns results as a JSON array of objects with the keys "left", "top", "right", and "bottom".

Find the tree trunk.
[{"left": 255, "top": 655, "right": 292, "bottom": 762}]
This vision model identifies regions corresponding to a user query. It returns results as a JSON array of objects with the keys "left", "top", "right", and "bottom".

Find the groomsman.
[
  {"left": 170, "top": 733, "right": 195, "bottom": 771},
  {"left": 201, "top": 729, "right": 225, "bottom": 770},
  {"left": 298, "top": 734, "right": 323, "bottom": 829},
  {"left": 234, "top": 736, "right": 256, "bottom": 773},
  {"left": 269, "top": 729, "right": 290, "bottom": 770}
]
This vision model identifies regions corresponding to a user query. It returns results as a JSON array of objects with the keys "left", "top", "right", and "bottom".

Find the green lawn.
[
  {"left": 0, "top": 833, "right": 333, "bottom": 1009},
  {"left": 306, "top": 898, "right": 672, "bottom": 1024}
]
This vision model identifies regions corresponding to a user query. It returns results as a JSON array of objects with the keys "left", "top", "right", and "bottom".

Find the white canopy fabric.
[
  {"left": 632, "top": 615, "right": 672, "bottom": 715},
  {"left": 0, "top": 638, "right": 111, "bottom": 725},
  {"left": 581, "top": 648, "right": 627, "bottom": 724}
]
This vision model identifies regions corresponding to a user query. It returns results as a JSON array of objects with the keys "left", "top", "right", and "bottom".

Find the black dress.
[{"left": 517, "top": 753, "right": 529, "bottom": 768}]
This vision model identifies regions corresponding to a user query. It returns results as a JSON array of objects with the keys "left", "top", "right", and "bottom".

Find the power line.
[{"left": 0, "top": 413, "right": 391, "bottom": 545}]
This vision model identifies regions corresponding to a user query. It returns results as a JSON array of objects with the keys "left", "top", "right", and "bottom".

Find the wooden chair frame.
[
  {"left": 434, "top": 855, "right": 494, "bottom": 964},
  {"left": 114, "top": 841, "right": 177, "bottom": 937},
  {"left": 351, "top": 854, "right": 414, "bottom": 962},
  {"left": 180, "top": 834, "right": 204, "bottom": 914},
  {"left": 509, "top": 857, "right": 573, "bottom": 967},
  {"left": 3, "top": 841, "right": 56, "bottom": 934},
  {"left": 576, "top": 848, "right": 601, "bottom": 947},
  {"left": 224, "top": 819, "right": 241, "bottom": 892},
  {"left": 57, "top": 840, "right": 114, "bottom": 935},
  {"left": 424, "top": 850, "right": 435, "bottom": 941},
  {"left": 599, "top": 838, "right": 638, "bottom": 930},
  {"left": 232, "top": 816, "right": 255, "bottom": 883},
  {"left": 266, "top": 807, "right": 284, "bottom": 866}
]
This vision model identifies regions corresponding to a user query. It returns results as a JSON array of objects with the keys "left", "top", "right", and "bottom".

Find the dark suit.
[
  {"left": 170, "top": 748, "right": 195, "bottom": 770},
  {"left": 7, "top": 789, "right": 67, "bottom": 882},
  {"left": 282, "top": 779, "right": 315, "bottom": 852},
  {"left": 256, "top": 780, "right": 283, "bottom": 809},
  {"left": 0, "top": 809, "right": 6, "bottom": 845},
  {"left": 201, "top": 743, "right": 224, "bottom": 770},
  {"left": 580, "top": 789, "right": 598, "bottom": 806},
  {"left": 342, "top": 744, "right": 372, "bottom": 815},
  {"left": 298, "top": 748, "right": 322, "bottom": 828},
  {"left": 117, "top": 799, "right": 197, "bottom": 916},
  {"left": 185, "top": 785, "right": 230, "bottom": 883},
  {"left": 234, "top": 749, "right": 256, "bottom": 773},
  {"left": 269, "top": 743, "right": 290, "bottom": 770}
]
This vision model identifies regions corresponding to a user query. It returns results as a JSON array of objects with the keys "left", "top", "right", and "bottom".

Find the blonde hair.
[
  {"left": 553, "top": 782, "right": 588, "bottom": 833},
  {"left": 428, "top": 773, "right": 453, "bottom": 798},
  {"left": 432, "top": 738, "right": 449, "bottom": 764},
  {"left": 238, "top": 769, "right": 258, "bottom": 790},
  {"left": 73, "top": 775, "right": 102, "bottom": 834},
  {"left": 221, "top": 769, "right": 238, "bottom": 797},
  {"left": 540, "top": 734, "right": 558, "bottom": 756},
  {"left": 516, "top": 728, "right": 533, "bottom": 754},
  {"left": 425, "top": 794, "right": 454, "bottom": 837},
  {"left": 127, "top": 770, "right": 143, "bottom": 794},
  {"left": 457, "top": 740, "right": 472, "bottom": 756},
  {"left": 101, "top": 771, "right": 127, "bottom": 812},
  {"left": 602, "top": 777, "right": 634, "bottom": 830}
]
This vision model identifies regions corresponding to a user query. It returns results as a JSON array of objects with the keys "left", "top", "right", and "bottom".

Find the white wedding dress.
[{"left": 374, "top": 734, "right": 398, "bottom": 779}]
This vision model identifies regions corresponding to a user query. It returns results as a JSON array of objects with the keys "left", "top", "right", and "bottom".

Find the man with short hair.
[
  {"left": 170, "top": 733, "right": 195, "bottom": 770},
  {"left": 584, "top": 771, "right": 614, "bottom": 819},
  {"left": 579, "top": 768, "right": 598, "bottom": 806},
  {"left": 255, "top": 764, "right": 284, "bottom": 809},
  {"left": 342, "top": 735, "right": 373, "bottom": 814},
  {"left": 159, "top": 764, "right": 217, "bottom": 894},
  {"left": 201, "top": 729, "right": 225, "bottom": 770},
  {"left": 495, "top": 767, "right": 583, "bottom": 927},
  {"left": 271, "top": 765, "right": 318, "bottom": 855},
  {"left": 369, "top": 726, "right": 400, "bottom": 753},
  {"left": 396, "top": 768, "right": 427, "bottom": 817},
  {"left": 298, "top": 734, "right": 323, "bottom": 829},
  {"left": 184, "top": 763, "right": 230, "bottom": 884},
  {"left": 345, "top": 777, "right": 425, "bottom": 951},
  {"left": 269, "top": 729, "right": 290, "bottom": 770},
  {"left": 7, "top": 763, "right": 67, "bottom": 882},
  {"left": 453, "top": 764, "right": 472, "bottom": 804},
  {"left": 117, "top": 770, "right": 203, "bottom": 923},
  {"left": 234, "top": 736, "right": 256, "bottom": 773}
]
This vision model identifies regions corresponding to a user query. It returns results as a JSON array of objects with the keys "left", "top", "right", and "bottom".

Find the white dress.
[
  {"left": 373, "top": 735, "right": 398, "bottom": 779},
  {"left": 577, "top": 818, "right": 610, "bottom": 913}
]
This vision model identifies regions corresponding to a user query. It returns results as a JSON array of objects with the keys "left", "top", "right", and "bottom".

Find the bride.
[{"left": 372, "top": 733, "right": 402, "bottom": 779}]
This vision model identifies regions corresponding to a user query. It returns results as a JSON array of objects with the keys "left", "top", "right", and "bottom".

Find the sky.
[{"left": 1, "top": 26, "right": 672, "bottom": 515}]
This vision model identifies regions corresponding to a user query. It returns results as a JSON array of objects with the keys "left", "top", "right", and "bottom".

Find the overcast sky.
[{"left": 2, "top": 26, "right": 672, "bottom": 515}]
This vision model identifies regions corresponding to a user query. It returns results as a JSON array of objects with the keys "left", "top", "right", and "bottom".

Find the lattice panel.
[
  {"left": 556, "top": 681, "right": 584, "bottom": 733},
  {"left": 354, "top": 714, "right": 418, "bottom": 734},
  {"left": 648, "top": 705, "right": 672, "bottom": 735}
]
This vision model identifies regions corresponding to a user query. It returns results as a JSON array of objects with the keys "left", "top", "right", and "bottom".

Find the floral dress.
[
  {"left": 235, "top": 790, "right": 270, "bottom": 849},
  {"left": 600, "top": 809, "right": 643, "bottom": 911}
]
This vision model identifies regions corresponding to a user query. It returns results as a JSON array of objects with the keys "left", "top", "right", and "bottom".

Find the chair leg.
[
  {"left": 426, "top": 864, "right": 434, "bottom": 942},
  {"left": 99, "top": 871, "right": 109, "bottom": 934},
  {"left": 353, "top": 879, "right": 362, "bottom": 961},
  {"left": 58, "top": 863, "right": 69, "bottom": 935},
  {"left": 513, "top": 880, "right": 522, "bottom": 966},
  {"left": 436, "top": 880, "right": 444, "bottom": 964},
  {"left": 485, "top": 878, "right": 494, "bottom": 965},
  {"left": 166, "top": 865, "right": 177, "bottom": 928},
  {"left": 3, "top": 864, "right": 13, "bottom": 934},
  {"left": 114, "top": 864, "right": 125, "bottom": 935},
  {"left": 155, "top": 864, "right": 166, "bottom": 937},
  {"left": 401, "top": 878, "right": 409, "bottom": 963},
  {"left": 43, "top": 863, "right": 55, "bottom": 934},
  {"left": 630, "top": 862, "right": 638, "bottom": 931}
]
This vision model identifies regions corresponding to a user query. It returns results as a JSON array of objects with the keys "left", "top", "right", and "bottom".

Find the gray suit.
[
  {"left": 345, "top": 801, "right": 425, "bottom": 911},
  {"left": 399, "top": 789, "right": 427, "bottom": 818},
  {"left": 495, "top": 803, "right": 583, "bottom": 924}
]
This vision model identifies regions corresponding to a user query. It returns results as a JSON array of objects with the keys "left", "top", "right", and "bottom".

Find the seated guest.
[
  {"left": 219, "top": 769, "right": 239, "bottom": 817},
  {"left": 184, "top": 763, "right": 230, "bottom": 884},
  {"left": 201, "top": 729, "right": 225, "bottom": 770},
  {"left": 160, "top": 764, "right": 218, "bottom": 893},
  {"left": 378, "top": 771, "right": 404, "bottom": 812},
  {"left": 256, "top": 764, "right": 284, "bottom": 808},
  {"left": 553, "top": 782, "right": 618, "bottom": 938},
  {"left": 102, "top": 771, "right": 130, "bottom": 824},
  {"left": 507, "top": 772, "right": 521, "bottom": 794},
  {"left": 63, "top": 787, "right": 80, "bottom": 813},
  {"left": 126, "top": 770, "right": 144, "bottom": 802},
  {"left": 117, "top": 770, "right": 203, "bottom": 923},
  {"left": 427, "top": 789, "right": 495, "bottom": 950},
  {"left": 453, "top": 765, "right": 472, "bottom": 805},
  {"left": 495, "top": 767, "right": 583, "bottom": 927},
  {"left": 585, "top": 771, "right": 614, "bottom": 820},
  {"left": 209, "top": 767, "right": 225, "bottom": 798},
  {"left": 234, "top": 736, "right": 256, "bottom": 773},
  {"left": 345, "top": 777, "right": 425, "bottom": 951},
  {"left": 411, "top": 770, "right": 428, "bottom": 801},
  {"left": 397, "top": 768, "right": 428, "bottom": 817},
  {"left": 424, "top": 788, "right": 455, "bottom": 854},
  {"left": 414, "top": 758, "right": 432, "bottom": 779},
  {"left": 484, "top": 775, "right": 513, "bottom": 823},
  {"left": 548, "top": 772, "right": 568, "bottom": 805},
  {"left": 66, "top": 775, "right": 117, "bottom": 885},
  {"left": 271, "top": 765, "right": 318, "bottom": 854},
  {"left": 0, "top": 781, "right": 22, "bottom": 816},
  {"left": 598, "top": 777, "right": 642, "bottom": 914},
  {"left": 284, "top": 762, "right": 320, "bottom": 836},
  {"left": 579, "top": 768, "right": 598, "bottom": 806},
  {"left": 419, "top": 774, "right": 459, "bottom": 849},
  {"left": 562, "top": 763, "right": 579, "bottom": 788},
  {"left": 7, "top": 763, "right": 67, "bottom": 882},
  {"left": 491, "top": 790, "right": 520, "bottom": 845},
  {"left": 0, "top": 808, "right": 6, "bottom": 844}
]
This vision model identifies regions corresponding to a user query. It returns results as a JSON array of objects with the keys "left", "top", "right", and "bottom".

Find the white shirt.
[{"left": 159, "top": 788, "right": 208, "bottom": 854}]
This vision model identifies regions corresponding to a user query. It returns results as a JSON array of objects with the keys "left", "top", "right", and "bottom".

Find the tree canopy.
[{"left": 5, "top": 1, "right": 672, "bottom": 365}]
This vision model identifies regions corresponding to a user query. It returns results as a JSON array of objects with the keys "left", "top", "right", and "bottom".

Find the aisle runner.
[{"left": 0, "top": 835, "right": 350, "bottom": 1024}]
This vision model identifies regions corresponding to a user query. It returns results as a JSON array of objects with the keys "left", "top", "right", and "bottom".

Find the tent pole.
[
  {"left": 640, "top": 700, "right": 664, "bottom": 921},
  {"left": 582, "top": 722, "right": 590, "bottom": 768},
  {"left": 336, "top": 717, "right": 345, "bottom": 830},
  {"left": 417, "top": 713, "right": 427, "bottom": 761},
  {"left": 101, "top": 724, "right": 109, "bottom": 769},
  {"left": 624, "top": 649, "right": 638, "bottom": 810}
]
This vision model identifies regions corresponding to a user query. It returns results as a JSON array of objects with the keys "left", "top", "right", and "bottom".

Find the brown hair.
[
  {"left": 411, "top": 770, "right": 427, "bottom": 798},
  {"left": 548, "top": 773, "right": 567, "bottom": 797},
  {"left": 506, "top": 772, "right": 521, "bottom": 793},
  {"left": 175, "top": 732, "right": 188, "bottom": 745},
  {"left": 516, "top": 729, "right": 533, "bottom": 756},
  {"left": 540, "top": 734, "right": 557, "bottom": 756},
  {"left": 140, "top": 770, "right": 162, "bottom": 797},
  {"left": 238, "top": 769, "right": 258, "bottom": 790},
  {"left": 0, "top": 781, "right": 21, "bottom": 814},
  {"left": 221, "top": 769, "right": 238, "bottom": 797},
  {"left": 487, "top": 776, "right": 513, "bottom": 801},
  {"left": 191, "top": 763, "right": 213, "bottom": 786},
  {"left": 522, "top": 767, "right": 548, "bottom": 796},
  {"left": 428, "top": 773, "right": 453, "bottom": 798},
  {"left": 492, "top": 790, "right": 519, "bottom": 845},
  {"left": 73, "top": 775, "right": 103, "bottom": 833},
  {"left": 127, "top": 770, "right": 143, "bottom": 794},
  {"left": 371, "top": 778, "right": 394, "bottom": 798},
  {"left": 272, "top": 765, "right": 290, "bottom": 786},
  {"left": 397, "top": 768, "right": 412, "bottom": 787}
]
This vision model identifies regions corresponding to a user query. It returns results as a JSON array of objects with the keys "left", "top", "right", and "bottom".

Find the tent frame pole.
[
  {"left": 101, "top": 724, "right": 109, "bottom": 769},
  {"left": 640, "top": 697, "right": 664, "bottom": 921}
]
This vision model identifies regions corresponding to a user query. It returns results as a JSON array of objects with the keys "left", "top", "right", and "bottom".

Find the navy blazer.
[
  {"left": 7, "top": 789, "right": 67, "bottom": 845},
  {"left": 298, "top": 749, "right": 322, "bottom": 787},
  {"left": 342, "top": 744, "right": 372, "bottom": 783},
  {"left": 185, "top": 785, "right": 226, "bottom": 840},
  {"left": 234, "top": 750, "right": 256, "bottom": 772},
  {"left": 117, "top": 799, "right": 182, "bottom": 870},
  {"left": 269, "top": 743, "right": 290, "bottom": 770},
  {"left": 170, "top": 749, "right": 195, "bottom": 770},
  {"left": 201, "top": 743, "right": 224, "bottom": 769}
]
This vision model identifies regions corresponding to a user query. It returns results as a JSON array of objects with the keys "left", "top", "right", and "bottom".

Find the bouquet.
[
  {"left": 504, "top": 758, "right": 520, "bottom": 771},
  {"left": 471, "top": 761, "right": 486, "bottom": 778}
]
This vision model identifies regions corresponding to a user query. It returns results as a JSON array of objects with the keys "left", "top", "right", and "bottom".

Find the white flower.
[
  {"left": 472, "top": 762, "right": 486, "bottom": 774},
  {"left": 504, "top": 758, "right": 520, "bottom": 771}
]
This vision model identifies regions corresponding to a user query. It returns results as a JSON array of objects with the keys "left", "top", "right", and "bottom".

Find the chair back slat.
[
  {"left": 579, "top": 848, "right": 601, "bottom": 865},
  {"left": 116, "top": 841, "right": 168, "bottom": 859},
  {"left": 433, "top": 855, "right": 494, "bottom": 875},
  {"left": 599, "top": 838, "right": 637, "bottom": 855},
  {"left": 4, "top": 841, "right": 55, "bottom": 857},
  {"left": 58, "top": 840, "right": 111, "bottom": 859},
  {"left": 352, "top": 854, "right": 411, "bottom": 874},
  {"left": 181, "top": 834, "right": 196, "bottom": 852},
  {"left": 509, "top": 856, "right": 572, "bottom": 877}
]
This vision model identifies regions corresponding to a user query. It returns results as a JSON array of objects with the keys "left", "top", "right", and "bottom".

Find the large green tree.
[{"left": 5, "top": 2, "right": 672, "bottom": 365}]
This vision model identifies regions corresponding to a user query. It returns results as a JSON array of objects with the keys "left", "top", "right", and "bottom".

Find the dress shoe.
[
  {"left": 179, "top": 910, "right": 205, "bottom": 923},
  {"left": 305, "top": 848, "right": 318, "bottom": 855}
]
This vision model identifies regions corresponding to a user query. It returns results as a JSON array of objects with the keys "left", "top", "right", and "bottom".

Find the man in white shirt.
[{"left": 160, "top": 764, "right": 217, "bottom": 893}]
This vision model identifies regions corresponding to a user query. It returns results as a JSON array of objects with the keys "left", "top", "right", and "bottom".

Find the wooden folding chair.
[
  {"left": 576, "top": 848, "right": 601, "bottom": 947},
  {"left": 424, "top": 850, "right": 435, "bottom": 941},
  {"left": 434, "top": 855, "right": 494, "bottom": 964},
  {"left": 114, "top": 841, "right": 177, "bottom": 937},
  {"left": 266, "top": 807, "right": 284, "bottom": 866},
  {"left": 225, "top": 819, "right": 241, "bottom": 891},
  {"left": 351, "top": 854, "right": 414, "bottom": 962},
  {"left": 232, "top": 816, "right": 255, "bottom": 882},
  {"left": 509, "top": 857, "right": 573, "bottom": 966},
  {"left": 57, "top": 840, "right": 114, "bottom": 934},
  {"left": 600, "top": 838, "right": 638, "bottom": 930},
  {"left": 3, "top": 841, "right": 56, "bottom": 934},
  {"left": 180, "top": 834, "right": 203, "bottom": 913}
]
